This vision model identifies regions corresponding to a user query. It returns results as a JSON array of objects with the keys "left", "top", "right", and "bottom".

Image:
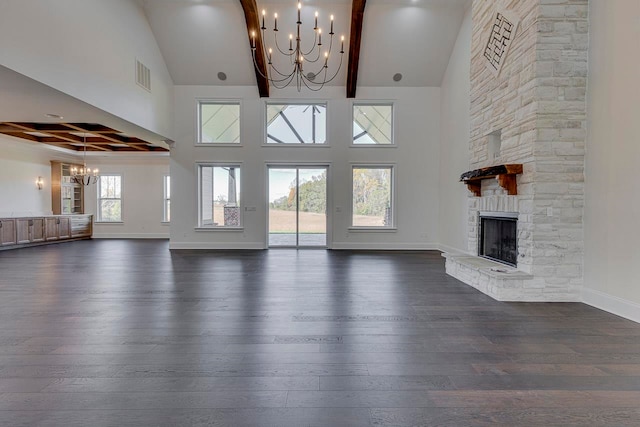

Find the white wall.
[
  {"left": 0, "top": 136, "right": 76, "bottom": 217},
  {"left": 438, "top": 4, "right": 472, "bottom": 253},
  {"left": 0, "top": 0, "right": 173, "bottom": 138},
  {"left": 583, "top": 0, "right": 640, "bottom": 321},
  {"left": 170, "top": 85, "right": 441, "bottom": 249},
  {"left": 84, "top": 156, "right": 170, "bottom": 239}
]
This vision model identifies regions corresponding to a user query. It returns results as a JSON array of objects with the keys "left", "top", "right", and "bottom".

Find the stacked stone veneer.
[{"left": 446, "top": 0, "right": 588, "bottom": 301}]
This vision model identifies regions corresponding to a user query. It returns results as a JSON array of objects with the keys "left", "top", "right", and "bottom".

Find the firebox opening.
[{"left": 478, "top": 211, "right": 518, "bottom": 267}]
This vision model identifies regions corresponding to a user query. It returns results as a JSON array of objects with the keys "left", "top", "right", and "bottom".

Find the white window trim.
[
  {"left": 96, "top": 173, "right": 123, "bottom": 224},
  {"left": 350, "top": 101, "right": 396, "bottom": 148},
  {"left": 195, "top": 99, "right": 243, "bottom": 146},
  {"left": 349, "top": 163, "right": 397, "bottom": 231},
  {"left": 263, "top": 100, "right": 330, "bottom": 147},
  {"left": 162, "top": 174, "right": 170, "bottom": 224},
  {"left": 196, "top": 162, "right": 244, "bottom": 230}
]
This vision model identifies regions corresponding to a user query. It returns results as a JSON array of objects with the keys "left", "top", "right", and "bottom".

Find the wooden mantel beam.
[
  {"left": 239, "top": 0, "right": 270, "bottom": 98},
  {"left": 346, "top": 0, "right": 366, "bottom": 98},
  {"left": 460, "top": 164, "right": 523, "bottom": 197}
]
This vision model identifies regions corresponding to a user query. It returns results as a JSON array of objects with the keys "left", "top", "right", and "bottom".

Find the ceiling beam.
[
  {"left": 0, "top": 131, "right": 41, "bottom": 142},
  {"left": 239, "top": 0, "right": 269, "bottom": 98},
  {"left": 346, "top": 0, "right": 366, "bottom": 98}
]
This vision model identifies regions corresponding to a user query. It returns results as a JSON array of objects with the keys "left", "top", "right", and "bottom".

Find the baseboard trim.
[
  {"left": 582, "top": 287, "right": 640, "bottom": 324},
  {"left": 331, "top": 242, "right": 439, "bottom": 250},
  {"left": 93, "top": 233, "right": 169, "bottom": 239},
  {"left": 169, "top": 242, "right": 265, "bottom": 250}
]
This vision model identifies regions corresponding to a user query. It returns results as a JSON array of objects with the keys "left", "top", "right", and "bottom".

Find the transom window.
[
  {"left": 198, "top": 165, "right": 242, "bottom": 228},
  {"left": 353, "top": 103, "right": 393, "bottom": 145},
  {"left": 351, "top": 166, "right": 394, "bottom": 228},
  {"left": 266, "top": 103, "right": 327, "bottom": 144},
  {"left": 97, "top": 174, "right": 122, "bottom": 222},
  {"left": 198, "top": 101, "right": 240, "bottom": 144}
]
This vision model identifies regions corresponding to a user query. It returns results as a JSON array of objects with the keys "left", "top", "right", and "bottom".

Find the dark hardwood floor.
[{"left": 0, "top": 239, "right": 639, "bottom": 426}]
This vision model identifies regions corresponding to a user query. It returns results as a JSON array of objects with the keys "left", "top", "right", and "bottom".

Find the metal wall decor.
[{"left": 483, "top": 9, "right": 519, "bottom": 77}]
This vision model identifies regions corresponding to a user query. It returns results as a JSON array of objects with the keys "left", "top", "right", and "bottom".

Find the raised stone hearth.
[
  {"left": 444, "top": 0, "right": 588, "bottom": 302},
  {"left": 443, "top": 253, "right": 534, "bottom": 301}
]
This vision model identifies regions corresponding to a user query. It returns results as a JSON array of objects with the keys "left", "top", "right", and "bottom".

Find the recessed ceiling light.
[
  {"left": 393, "top": 73, "right": 403, "bottom": 82},
  {"left": 45, "top": 113, "right": 63, "bottom": 120},
  {"left": 217, "top": 72, "right": 227, "bottom": 81},
  {"left": 306, "top": 72, "right": 316, "bottom": 81}
]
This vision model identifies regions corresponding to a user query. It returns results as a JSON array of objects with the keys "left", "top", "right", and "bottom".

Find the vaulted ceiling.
[
  {"left": 0, "top": 0, "right": 469, "bottom": 155},
  {"left": 139, "top": 0, "right": 470, "bottom": 89}
]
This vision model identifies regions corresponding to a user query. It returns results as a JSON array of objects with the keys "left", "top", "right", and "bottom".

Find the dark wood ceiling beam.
[
  {"left": 0, "top": 125, "right": 27, "bottom": 132},
  {"left": 239, "top": 0, "right": 269, "bottom": 98},
  {"left": 0, "top": 131, "right": 41, "bottom": 142},
  {"left": 40, "top": 138, "right": 111, "bottom": 152},
  {"left": 47, "top": 132, "right": 82, "bottom": 143},
  {"left": 346, "top": 0, "right": 366, "bottom": 98},
  {"left": 2, "top": 122, "right": 39, "bottom": 132},
  {"left": 38, "top": 141, "right": 82, "bottom": 151}
]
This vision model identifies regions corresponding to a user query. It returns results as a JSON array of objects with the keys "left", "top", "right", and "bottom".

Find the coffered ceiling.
[{"left": 0, "top": 122, "right": 168, "bottom": 152}]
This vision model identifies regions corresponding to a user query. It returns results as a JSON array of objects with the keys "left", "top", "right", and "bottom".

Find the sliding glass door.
[{"left": 268, "top": 166, "right": 327, "bottom": 248}]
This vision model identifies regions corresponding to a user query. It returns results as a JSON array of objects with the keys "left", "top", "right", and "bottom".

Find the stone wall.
[{"left": 461, "top": 0, "right": 588, "bottom": 301}]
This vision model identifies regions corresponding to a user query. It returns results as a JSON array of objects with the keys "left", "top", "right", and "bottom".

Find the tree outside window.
[
  {"left": 352, "top": 167, "right": 393, "bottom": 227},
  {"left": 98, "top": 175, "right": 122, "bottom": 222}
]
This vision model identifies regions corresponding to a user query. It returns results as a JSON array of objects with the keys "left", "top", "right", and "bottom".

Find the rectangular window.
[
  {"left": 198, "top": 165, "right": 242, "bottom": 227},
  {"left": 352, "top": 166, "right": 394, "bottom": 227},
  {"left": 97, "top": 174, "right": 122, "bottom": 222},
  {"left": 266, "top": 103, "right": 327, "bottom": 144},
  {"left": 198, "top": 101, "right": 240, "bottom": 143},
  {"left": 163, "top": 175, "right": 170, "bottom": 222},
  {"left": 353, "top": 103, "right": 393, "bottom": 145}
]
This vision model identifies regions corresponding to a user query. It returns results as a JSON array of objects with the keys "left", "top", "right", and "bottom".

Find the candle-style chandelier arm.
[
  {"left": 300, "top": 37, "right": 323, "bottom": 63},
  {"left": 251, "top": 48, "right": 297, "bottom": 82},
  {"left": 299, "top": 27, "right": 320, "bottom": 57},
  {"left": 271, "top": 28, "right": 296, "bottom": 57},
  {"left": 271, "top": 71, "right": 298, "bottom": 90},
  {"left": 300, "top": 51, "right": 344, "bottom": 91}
]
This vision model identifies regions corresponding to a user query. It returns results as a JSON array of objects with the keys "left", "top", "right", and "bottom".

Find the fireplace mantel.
[{"left": 460, "top": 164, "right": 523, "bottom": 197}]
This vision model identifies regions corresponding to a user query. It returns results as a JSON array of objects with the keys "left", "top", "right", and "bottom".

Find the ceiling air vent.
[{"left": 136, "top": 59, "right": 151, "bottom": 92}]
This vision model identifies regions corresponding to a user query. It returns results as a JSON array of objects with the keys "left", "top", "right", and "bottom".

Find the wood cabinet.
[
  {"left": 51, "top": 161, "right": 84, "bottom": 215},
  {"left": 71, "top": 215, "right": 92, "bottom": 238},
  {"left": 16, "top": 218, "right": 45, "bottom": 244},
  {"left": 45, "top": 217, "right": 59, "bottom": 241},
  {"left": 0, "top": 219, "right": 17, "bottom": 246},
  {"left": 45, "top": 217, "right": 71, "bottom": 241},
  {"left": 58, "top": 217, "right": 71, "bottom": 239},
  {"left": 0, "top": 215, "right": 91, "bottom": 250}
]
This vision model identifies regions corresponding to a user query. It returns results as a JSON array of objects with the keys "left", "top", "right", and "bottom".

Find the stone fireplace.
[{"left": 443, "top": 0, "right": 588, "bottom": 302}]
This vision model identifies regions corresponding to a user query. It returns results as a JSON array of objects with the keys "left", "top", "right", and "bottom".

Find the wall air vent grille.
[{"left": 136, "top": 59, "right": 151, "bottom": 92}]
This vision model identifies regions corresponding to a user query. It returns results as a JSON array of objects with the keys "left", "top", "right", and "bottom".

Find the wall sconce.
[{"left": 36, "top": 176, "right": 44, "bottom": 190}]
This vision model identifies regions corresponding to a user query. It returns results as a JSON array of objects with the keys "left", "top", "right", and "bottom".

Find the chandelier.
[
  {"left": 70, "top": 134, "right": 98, "bottom": 185},
  {"left": 250, "top": 1, "right": 345, "bottom": 91}
]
